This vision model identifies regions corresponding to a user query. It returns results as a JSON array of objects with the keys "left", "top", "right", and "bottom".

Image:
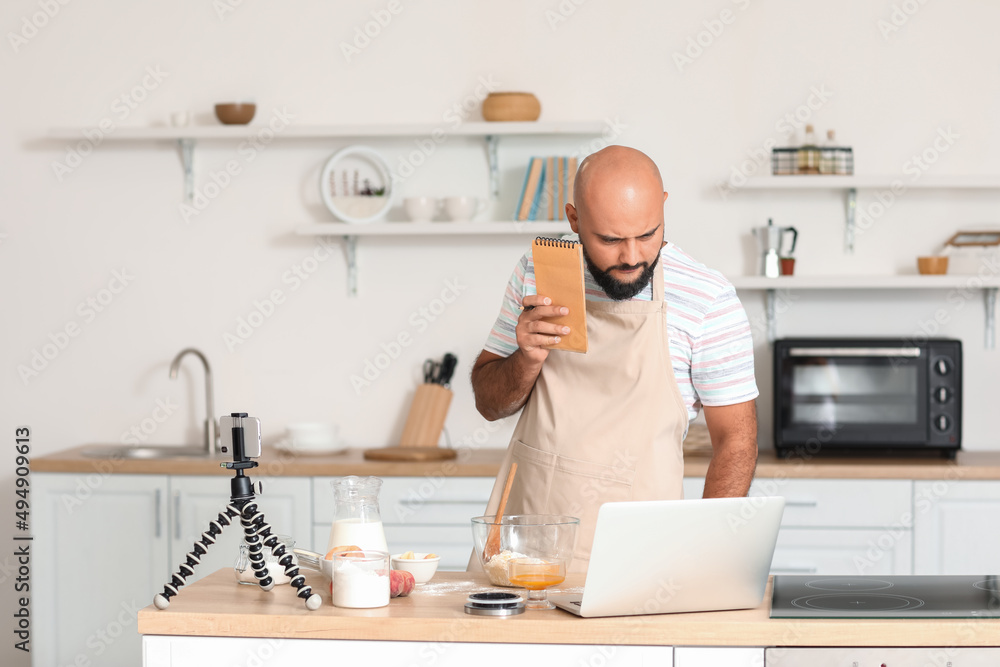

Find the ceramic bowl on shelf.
[
  {"left": 917, "top": 256, "right": 949, "bottom": 275},
  {"left": 214, "top": 103, "right": 256, "bottom": 125},
  {"left": 481, "top": 92, "right": 541, "bottom": 122}
]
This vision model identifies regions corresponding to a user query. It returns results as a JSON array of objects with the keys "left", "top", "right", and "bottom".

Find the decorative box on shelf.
[{"left": 943, "top": 231, "right": 1000, "bottom": 275}]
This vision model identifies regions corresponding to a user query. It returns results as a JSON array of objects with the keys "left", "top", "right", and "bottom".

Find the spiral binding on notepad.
[{"left": 534, "top": 237, "right": 579, "bottom": 248}]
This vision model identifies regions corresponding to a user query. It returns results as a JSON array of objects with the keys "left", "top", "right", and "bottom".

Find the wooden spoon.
[{"left": 484, "top": 462, "right": 517, "bottom": 561}]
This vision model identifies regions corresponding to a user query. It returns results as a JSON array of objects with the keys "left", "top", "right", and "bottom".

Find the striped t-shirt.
[{"left": 484, "top": 238, "right": 759, "bottom": 430}]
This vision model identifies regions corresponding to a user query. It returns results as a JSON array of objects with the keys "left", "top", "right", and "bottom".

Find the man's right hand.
[{"left": 516, "top": 294, "right": 571, "bottom": 366}]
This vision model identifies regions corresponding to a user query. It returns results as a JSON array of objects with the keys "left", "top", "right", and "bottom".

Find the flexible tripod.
[{"left": 153, "top": 413, "right": 322, "bottom": 611}]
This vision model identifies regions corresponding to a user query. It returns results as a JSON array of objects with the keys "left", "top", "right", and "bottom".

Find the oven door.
[{"left": 775, "top": 344, "right": 928, "bottom": 447}]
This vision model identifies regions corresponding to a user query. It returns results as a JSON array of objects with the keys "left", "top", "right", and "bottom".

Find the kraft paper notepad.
[{"left": 532, "top": 237, "right": 588, "bottom": 353}]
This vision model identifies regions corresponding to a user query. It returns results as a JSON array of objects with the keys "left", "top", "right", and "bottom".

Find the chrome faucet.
[{"left": 168, "top": 348, "right": 218, "bottom": 455}]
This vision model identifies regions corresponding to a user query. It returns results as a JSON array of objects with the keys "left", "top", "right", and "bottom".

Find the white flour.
[
  {"left": 483, "top": 549, "right": 529, "bottom": 586},
  {"left": 332, "top": 561, "right": 389, "bottom": 608},
  {"left": 417, "top": 579, "right": 489, "bottom": 597}
]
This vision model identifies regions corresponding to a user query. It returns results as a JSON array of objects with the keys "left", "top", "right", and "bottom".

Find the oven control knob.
[
  {"left": 934, "top": 386, "right": 952, "bottom": 404},
  {"left": 934, "top": 414, "right": 952, "bottom": 432},
  {"left": 934, "top": 358, "right": 952, "bottom": 375}
]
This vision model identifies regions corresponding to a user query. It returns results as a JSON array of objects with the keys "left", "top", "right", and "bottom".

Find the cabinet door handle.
[
  {"left": 154, "top": 489, "right": 162, "bottom": 539},
  {"left": 174, "top": 493, "right": 181, "bottom": 540},
  {"left": 785, "top": 499, "right": 818, "bottom": 508}
]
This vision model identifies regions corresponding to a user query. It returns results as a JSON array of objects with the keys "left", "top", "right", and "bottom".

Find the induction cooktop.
[{"left": 770, "top": 575, "right": 1000, "bottom": 619}]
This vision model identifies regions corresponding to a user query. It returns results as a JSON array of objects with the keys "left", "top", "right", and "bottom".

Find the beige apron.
[{"left": 475, "top": 262, "right": 688, "bottom": 573}]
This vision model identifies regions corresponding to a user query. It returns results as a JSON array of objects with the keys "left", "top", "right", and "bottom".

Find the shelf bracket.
[
  {"left": 986, "top": 287, "right": 997, "bottom": 350},
  {"left": 485, "top": 134, "right": 500, "bottom": 199},
  {"left": 844, "top": 187, "right": 856, "bottom": 254},
  {"left": 343, "top": 236, "right": 358, "bottom": 297},
  {"left": 179, "top": 139, "right": 195, "bottom": 204},
  {"left": 766, "top": 288, "right": 777, "bottom": 343}
]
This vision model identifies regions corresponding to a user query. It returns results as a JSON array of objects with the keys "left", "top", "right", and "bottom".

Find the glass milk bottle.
[{"left": 327, "top": 476, "right": 388, "bottom": 553}]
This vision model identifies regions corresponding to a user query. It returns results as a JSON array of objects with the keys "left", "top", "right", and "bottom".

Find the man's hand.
[
  {"left": 516, "top": 294, "right": 571, "bottom": 366},
  {"left": 701, "top": 400, "right": 758, "bottom": 498},
  {"left": 471, "top": 295, "right": 571, "bottom": 421}
]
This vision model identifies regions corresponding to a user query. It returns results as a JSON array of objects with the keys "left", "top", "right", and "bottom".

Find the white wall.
[{"left": 2, "top": 1, "right": 999, "bottom": 659}]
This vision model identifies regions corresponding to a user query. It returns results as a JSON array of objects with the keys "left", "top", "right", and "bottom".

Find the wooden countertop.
[
  {"left": 138, "top": 570, "right": 1000, "bottom": 647},
  {"left": 35, "top": 441, "right": 1000, "bottom": 480},
  {"left": 34, "top": 444, "right": 506, "bottom": 477}
]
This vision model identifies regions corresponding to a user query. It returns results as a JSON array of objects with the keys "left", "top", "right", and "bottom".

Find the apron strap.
[{"left": 653, "top": 245, "right": 665, "bottom": 302}]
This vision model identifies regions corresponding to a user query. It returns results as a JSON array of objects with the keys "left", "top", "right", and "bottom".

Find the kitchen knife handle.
[{"left": 154, "top": 489, "right": 162, "bottom": 539}]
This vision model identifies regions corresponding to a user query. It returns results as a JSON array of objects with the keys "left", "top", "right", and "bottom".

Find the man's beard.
[{"left": 582, "top": 244, "right": 661, "bottom": 301}]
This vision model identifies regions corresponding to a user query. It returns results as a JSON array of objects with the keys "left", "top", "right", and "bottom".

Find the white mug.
[
  {"left": 170, "top": 110, "right": 191, "bottom": 127},
  {"left": 444, "top": 196, "right": 487, "bottom": 222},
  {"left": 404, "top": 196, "right": 439, "bottom": 222}
]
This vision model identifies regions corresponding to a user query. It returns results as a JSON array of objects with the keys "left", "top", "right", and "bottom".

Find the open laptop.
[{"left": 550, "top": 496, "right": 785, "bottom": 618}]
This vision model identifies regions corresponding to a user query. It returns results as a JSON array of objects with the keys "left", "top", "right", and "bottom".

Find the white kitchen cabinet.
[
  {"left": 674, "top": 647, "right": 763, "bottom": 667},
  {"left": 35, "top": 473, "right": 169, "bottom": 667},
  {"left": 168, "top": 476, "right": 312, "bottom": 586},
  {"left": 685, "top": 477, "right": 913, "bottom": 528},
  {"left": 143, "top": 636, "right": 672, "bottom": 666},
  {"left": 913, "top": 480, "right": 1000, "bottom": 574},
  {"left": 35, "top": 473, "right": 311, "bottom": 667},
  {"left": 684, "top": 477, "right": 914, "bottom": 575},
  {"left": 313, "top": 476, "right": 493, "bottom": 570},
  {"left": 771, "top": 528, "right": 912, "bottom": 576}
]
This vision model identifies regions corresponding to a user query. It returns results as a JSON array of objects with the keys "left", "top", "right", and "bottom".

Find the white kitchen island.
[{"left": 138, "top": 570, "right": 1000, "bottom": 667}]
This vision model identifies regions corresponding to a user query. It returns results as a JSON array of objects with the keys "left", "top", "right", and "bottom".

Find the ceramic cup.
[
  {"left": 404, "top": 197, "right": 439, "bottom": 222},
  {"left": 444, "top": 196, "right": 487, "bottom": 222},
  {"left": 170, "top": 111, "right": 191, "bottom": 127}
]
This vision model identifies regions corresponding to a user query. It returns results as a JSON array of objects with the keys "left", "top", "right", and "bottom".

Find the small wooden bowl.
[
  {"left": 917, "top": 256, "right": 949, "bottom": 275},
  {"left": 214, "top": 103, "right": 256, "bottom": 125},
  {"left": 481, "top": 92, "right": 541, "bottom": 122}
]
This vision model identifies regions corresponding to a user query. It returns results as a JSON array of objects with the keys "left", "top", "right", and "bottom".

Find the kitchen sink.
[{"left": 80, "top": 445, "right": 222, "bottom": 459}]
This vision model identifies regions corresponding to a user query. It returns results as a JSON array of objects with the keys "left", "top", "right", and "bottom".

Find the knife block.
[{"left": 399, "top": 383, "right": 453, "bottom": 447}]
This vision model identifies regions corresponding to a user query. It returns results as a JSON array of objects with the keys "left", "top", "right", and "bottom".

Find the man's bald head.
[
  {"left": 573, "top": 145, "right": 664, "bottom": 218},
  {"left": 565, "top": 146, "right": 668, "bottom": 300}
]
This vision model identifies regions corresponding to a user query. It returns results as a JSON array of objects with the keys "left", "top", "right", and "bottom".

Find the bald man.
[{"left": 471, "top": 145, "right": 758, "bottom": 569}]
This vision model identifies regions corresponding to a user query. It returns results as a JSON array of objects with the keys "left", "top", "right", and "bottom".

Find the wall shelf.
[
  {"left": 49, "top": 121, "right": 606, "bottom": 203},
  {"left": 296, "top": 221, "right": 573, "bottom": 296},
  {"left": 731, "top": 275, "right": 1000, "bottom": 349},
  {"left": 296, "top": 221, "right": 571, "bottom": 237},
  {"left": 737, "top": 175, "right": 1000, "bottom": 254}
]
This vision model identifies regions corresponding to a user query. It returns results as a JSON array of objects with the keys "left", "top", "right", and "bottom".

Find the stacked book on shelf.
[{"left": 514, "top": 156, "right": 578, "bottom": 221}]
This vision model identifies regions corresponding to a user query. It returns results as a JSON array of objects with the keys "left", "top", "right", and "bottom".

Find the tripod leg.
[
  {"left": 242, "top": 501, "right": 322, "bottom": 610},
  {"left": 153, "top": 503, "right": 241, "bottom": 610},
  {"left": 240, "top": 502, "right": 274, "bottom": 591}
]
